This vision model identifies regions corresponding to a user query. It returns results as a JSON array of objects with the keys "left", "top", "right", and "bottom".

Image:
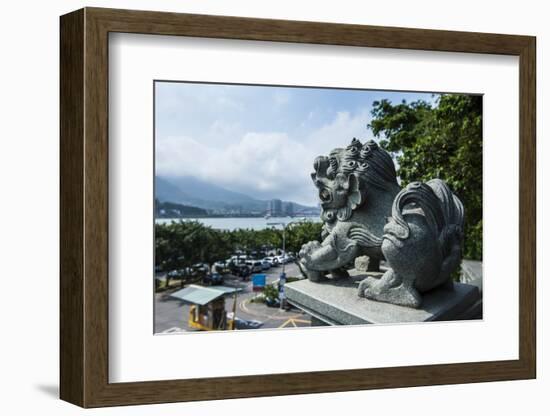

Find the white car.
[
  {"left": 277, "top": 254, "right": 293, "bottom": 264},
  {"left": 229, "top": 255, "right": 250, "bottom": 264},
  {"left": 263, "top": 256, "right": 279, "bottom": 266},
  {"left": 276, "top": 255, "right": 287, "bottom": 264},
  {"left": 245, "top": 260, "right": 263, "bottom": 273}
]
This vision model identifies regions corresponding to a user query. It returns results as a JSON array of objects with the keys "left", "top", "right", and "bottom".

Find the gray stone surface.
[
  {"left": 297, "top": 138, "right": 466, "bottom": 308},
  {"left": 285, "top": 274, "right": 481, "bottom": 325}
]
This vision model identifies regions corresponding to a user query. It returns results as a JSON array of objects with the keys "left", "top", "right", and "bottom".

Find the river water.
[{"left": 155, "top": 216, "right": 320, "bottom": 231}]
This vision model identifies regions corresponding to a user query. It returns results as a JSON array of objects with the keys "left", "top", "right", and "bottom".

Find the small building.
[
  {"left": 170, "top": 285, "right": 241, "bottom": 331},
  {"left": 284, "top": 202, "right": 294, "bottom": 216},
  {"left": 268, "top": 199, "right": 283, "bottom": 216}
]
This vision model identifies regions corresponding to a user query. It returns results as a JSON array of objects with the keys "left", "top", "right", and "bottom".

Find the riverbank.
[{"left": 155, "top": 216, "right": 320, "bottom": 231}]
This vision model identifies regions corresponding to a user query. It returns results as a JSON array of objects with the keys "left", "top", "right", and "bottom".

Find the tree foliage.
[
  {"left": 369, "top": 94, "right": 482, "bottom": 260},
  {"left": 285, "top": 221, "right": 324, "bottom": 254},
  {"left": 156, "top": 221, "right": 228, "bottom": 271},
  {"left": 155, "top": 220, "right": 323, "bottom": 272}
]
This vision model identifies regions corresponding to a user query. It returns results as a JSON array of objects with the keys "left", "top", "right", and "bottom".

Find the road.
[{"left": 154, "top": 262, "right": 312, "bottom": 333}]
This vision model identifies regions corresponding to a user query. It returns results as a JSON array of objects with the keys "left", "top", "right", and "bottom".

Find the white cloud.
[
  {"left": 156, "top": 108, "right": 374, "bottom": 206},
  {"left": 305, "top": 109, "right": 373, "bottom": 150}
]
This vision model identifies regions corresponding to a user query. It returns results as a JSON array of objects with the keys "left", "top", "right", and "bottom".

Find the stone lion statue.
[{"left": 297, "top": 138, "right": 464, "bottom": 308}]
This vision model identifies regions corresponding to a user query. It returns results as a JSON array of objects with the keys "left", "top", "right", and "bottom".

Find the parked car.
[
  {"left": 212, "top": 261, "right": 230, "bottom": 274},
  {"left": 229, "top": 255, "right": 250, "bottom": 264},
  {"left": 245, "top": 260, "right": 263, "bottom": 273},
  {"left": 202, "top": 272, "right": 224, "bottom": 286},
  {"left": 229, "top": 262, "right": 251, "bottom": 279},
  {"left": 280, "top": 254, "right": 294, "bottom": 264},
  {"left": 263, "top": 256, "right": 279, "bottom": 266},
  {"left": 192, "top": 263, "right": 210, "bottom": 275},
  {"left": 276, "top": 255, "right": 289, "bottom": 264},
  {"left": 260, "top": 260, "right": 271, "bottom": 270},
  {"left": 239, "top": 266, "right": 252, "bottom": 281},
  {"left": 167, "top": 269, "right": 186, "bottom": 278},
  {"left": 233, "top": 317, "right": 264, "bottom": 330}
]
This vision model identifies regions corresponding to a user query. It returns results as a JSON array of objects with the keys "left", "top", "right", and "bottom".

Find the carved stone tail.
[
  {"left": 385, "top": 179, "right": 463, "bottom": 249},
  {"left": 384, "top": 178, "right": 464, "bottom": 287},
  {"left": 426, "top": 179, "right": 464, "bottom": 259}
]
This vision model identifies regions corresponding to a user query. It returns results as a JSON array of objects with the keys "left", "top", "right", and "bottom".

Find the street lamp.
[
  {"left": 267, "top": 219, "right": 304, "bottom": 309},
  {"left": 266, "top": 221, "right": 291, "bottom": 273}
]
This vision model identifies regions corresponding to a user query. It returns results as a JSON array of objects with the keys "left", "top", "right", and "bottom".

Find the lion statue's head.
[{"left": 311, "top": 138, "right": 398, "bottom": 223}]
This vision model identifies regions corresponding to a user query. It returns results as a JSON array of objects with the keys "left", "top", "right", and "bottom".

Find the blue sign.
[{"left": 252, "top": 274, "right": 266, "bottom": 291}]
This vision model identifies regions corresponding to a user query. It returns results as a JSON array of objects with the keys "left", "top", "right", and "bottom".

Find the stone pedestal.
[{"left": 285, "top": 274, "right": 481, "bottom": 326}]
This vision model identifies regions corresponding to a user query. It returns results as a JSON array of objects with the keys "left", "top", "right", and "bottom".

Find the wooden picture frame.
[{"left": 60, "top": 7, "right": 536, "bottom": 408}]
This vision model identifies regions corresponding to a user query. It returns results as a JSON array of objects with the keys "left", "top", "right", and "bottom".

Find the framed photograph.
[{"left": 60, "top": 7, "right": 536, "bottom": 408}]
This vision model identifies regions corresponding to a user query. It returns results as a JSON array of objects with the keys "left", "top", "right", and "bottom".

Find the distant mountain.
[
  {"left": 155, "top": 177, "right": 193, "bottom": 204},
  {"left": 155, "top": 176, "right": 262, "bottom": 211},
  {"left": 168, "top": 176, "right": 256, "bottom": 205},
  {"left": 155, "top": 175, "right": 319, "bottom": 214}
]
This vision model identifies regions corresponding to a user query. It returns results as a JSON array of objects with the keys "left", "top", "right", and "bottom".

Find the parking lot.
[{"left": 154, "top": 262, "right": 312, "bottom": 333}]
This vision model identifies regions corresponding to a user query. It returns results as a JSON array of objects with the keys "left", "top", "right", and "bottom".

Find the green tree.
[
  {"left": 154, "top": 220, "right": 325, "bottom": 279},
  {"left": 369, "top": 94, "right": 482, "bottom": 260},
  {"left": 155, "top": 221, "right": 234, "bottom": 287},
  {"left": 285, "top": 222, "right": 324, "bottom": 253}
]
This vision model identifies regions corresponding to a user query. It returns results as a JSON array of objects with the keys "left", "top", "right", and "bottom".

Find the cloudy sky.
[{"left": 155, "top": 81, "right": 436, "bottom": 206}]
